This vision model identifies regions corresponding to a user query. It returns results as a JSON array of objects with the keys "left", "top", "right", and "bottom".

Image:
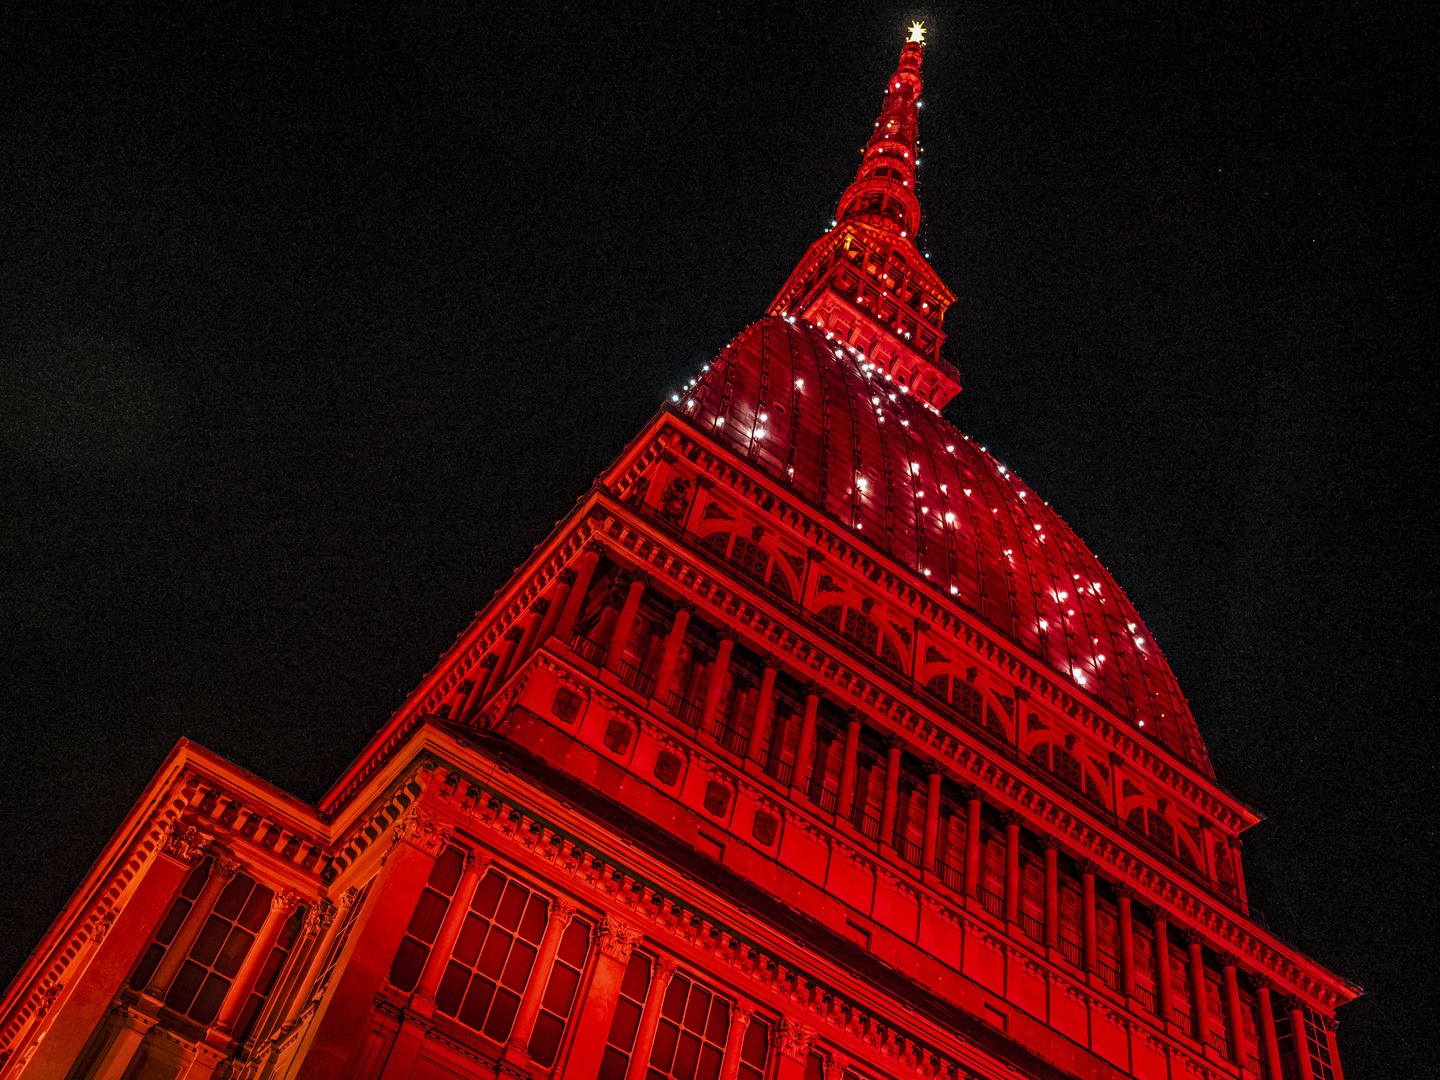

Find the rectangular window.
[
  {"left": 432, "top": 868, "right": 560, "bottom": 1048},
  {"left": 1018, "top": 861, "right": 1045, "bottom": 943},
  {"left": 1095, "top": 902, "right": 1122, "bottom": 993},
  {"left": 1205, "top": 968, "right": 1228, "bottom": 1055},
  {"left": 128, "top": 857, "right": 213, "bottom": 993},
  {"left": 388, "top": 845, "right": 467, "bottom": 992},
  {"left": 1132, "top": 922, "right": 1157, "bottom": 1014},
  {"left": 1240, "top": 990, "right": 1264, "bottom": 1077},
  {"left": 309, "top": 879, "right": 371, "bottom": 1006},
  {"left": 526, "top": 916, "right": 592, "bottom": 1066},
  {"left": 646, "top": 971, "right": 768, "bottom": 1080},
  {"left": 1301, "top": 1005, "right": 1336, "bottom": 1080},
  {"left": 165, "top": 871, "right": 275, "bottom": 1025},
  {"left": 1168, "top": 950, "right": 1192, "bottom": 1030},
  {"left": 648, "top": 973, "right": 729, "bottom": 1080},
  {"left": 232, "top": 905, "right": 308, "bottom": 1043},
  {"left": 1057, "top": 883, "right": 1082, "bottom": 968},
  {"left": 599, "top": 952, "right": 654, "bottom": 1080}
]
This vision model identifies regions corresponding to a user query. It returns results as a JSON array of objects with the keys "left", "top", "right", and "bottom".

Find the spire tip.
[{"left": 907, "top": 21, "right": 927, "bottom": 45}]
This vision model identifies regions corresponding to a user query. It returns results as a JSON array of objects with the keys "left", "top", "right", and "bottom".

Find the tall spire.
[
  {"left": 839, "top": 22, "right": 925, "bottom": 238},
  {"left": 769, "top": 22, "right": 961, "bottom": 408}
]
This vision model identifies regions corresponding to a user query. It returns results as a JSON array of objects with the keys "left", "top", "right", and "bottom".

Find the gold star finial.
[{"left": 907, "top": 21, "right": 926, "bottom": 45}]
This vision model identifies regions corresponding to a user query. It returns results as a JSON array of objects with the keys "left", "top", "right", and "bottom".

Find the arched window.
[
  {"left": 730, "top": 535, "right": 768, "bottom": 580},
  {"left": 925, "top": 673, "right": 983, "bottom": 726},
  {"left": 1052, "top": 745, "right": 1083, "bottom": 789},
  {"left": 699, "top": 532, "right": 793, "bottom": 600},
  {"left": 1127, "top": 806, "right": 1178, "bottom": 857},
  {"left": 818, "top": 605, "right": 903, "bottom": 673},
  {"left": 1031, "top": 742, "right": 1103, "bottom": 806},
  {"left": 1147, "top": 810, "right": 1175, "bottom": 853}
]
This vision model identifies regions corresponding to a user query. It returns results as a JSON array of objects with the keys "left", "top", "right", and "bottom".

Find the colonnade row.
[
  {"left": 447, "top": 542, "right": 1342, "bottom": 1080},
  {"left": 451, "top": 533, "right": 1247, "bottom": 913}
]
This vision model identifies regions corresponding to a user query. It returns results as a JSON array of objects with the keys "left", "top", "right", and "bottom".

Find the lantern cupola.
[{"left": 768, "top": 22, "right": 962, "bottom": 407}]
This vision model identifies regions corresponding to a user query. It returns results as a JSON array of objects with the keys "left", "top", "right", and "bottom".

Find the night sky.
[{"left": 3, "top": 4, "right": 1434, "bottom": 1075}]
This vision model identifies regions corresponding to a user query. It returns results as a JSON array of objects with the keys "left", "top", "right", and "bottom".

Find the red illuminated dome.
[
  {"left": 675, "top": 33, "right": 1212, "bottom": 775},
  {"left": 680, "top": 315, "right": 1212, "bottom": 775}
]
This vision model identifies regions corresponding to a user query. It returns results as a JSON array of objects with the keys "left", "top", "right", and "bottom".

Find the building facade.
[{"left": 0, "top": 27, "right": 1357, "bottom": 1080}]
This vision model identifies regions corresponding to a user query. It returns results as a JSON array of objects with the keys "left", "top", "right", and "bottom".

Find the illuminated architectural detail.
[{"left": 0, "top": 26, "right": 1356, "bottom": 1080}]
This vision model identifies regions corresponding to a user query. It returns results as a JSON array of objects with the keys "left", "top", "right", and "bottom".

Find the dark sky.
[{"left": 3, "top": 4, "right": 1434, "bottom": 1075}]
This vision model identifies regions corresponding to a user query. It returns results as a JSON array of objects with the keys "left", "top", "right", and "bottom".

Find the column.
[
  {"left": 772, "top": 1018, "right": 814, "bottom": 1080},
  {"left": 921, "top": 764, "right": 942, "bottom": 872},
  {"left": 623, "top": 958, "right": 678, "bottom": 1080},
  {"left": 605, "top": 573, "right": 647, "bottom": 671},
  {"left": 139, "top": 854, "right": 242, "bottom": 1012},
  {"left": 745, "top": 658, "right": 779, "bottom": 763},
  {"left": 489, "top": 626, "right": 526, "bottom": 689},
  {"left": 1324, "top": 1016, "right": 1345, "bottom": 1080},
  {"left": 716, "top": 1003, "right": 755, "bottom": 1080},
  {"left": 643, "top": 449, "right": 678, "bottom": 510},
  {"left": 1287, "top": 998, "right": 1316, "bottom": 1080},
  {"left": 1186, "top": 931, "right": 1210, "bottom": 1048},
  {"left": 878, "top": 737, "right": 904, "bottom": 848},
  {"left": 683, "top": 476, "right": 714, "bottom": 533},
  {"left": 412, "top": 855, "right": 488, "bottom": 1016},
  {"left": 505, "top": 901, "right": 578, "bottom": 1064},
  {"left": 1256, "top": 983, "right": 1284, "bottom": 1080},
  {"left": 1220, "top": 955, "right": 1244, "bottom": 1065},
  {"left": 457, "top": 655, "right": 499, "bottom": 722},
  {"left": 209, "top": 891, "right": 303, "bottom": 1042},
  {"left": 294, "top": 811, "right": 454, "bottom": 1080},
  {"left": 699, "top": 631, "right": 737, "bottom": 734},
  {"left": 88, "top": 1006, "right": 160, "bottom": 1080},
  {"left": 536, "top": 568, "right": 576, "bottom": 645},
  {"left": 1080, "top": 861, "right": 1098, "bottom": 975},
  {"left": 835, "top": 712, "right": 863, "bottom": 821},
  {"left": 652, "top": 602, "right": 694, "bottom": 703},
  {"left": 790, "top": 684, "right": 821, "bottom": 799},
  {"left": 1153, "top": 911, "right": 1172, "bottom": 1023},
  {"left": 962, "top": 789, "right": 983, "bottom": 900},
  {"left": 273, "top": 894, "right": 347, "bottom": 1034},
  {"left": 1117, "top": 886, "right": 1137, "bottom": 1000},
  {"left": 1003, "top": 813, "right": 1023, "bottom": 925},
  {"left": 515, "top": 597, "right": 552, "bottom": 666},
  {"left": 1043, "top": 837, "right": 1060, "bottom": 950},
  {"left": 558, "top": 916, "right": 639, "bottom": 1080},
  {"left": 555, "top": 541, "right": 606, "bottom": 642}
]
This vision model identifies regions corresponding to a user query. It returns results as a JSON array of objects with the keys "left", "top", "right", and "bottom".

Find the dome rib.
[{"left": 687, "top": 315, "right": 1213, "bottom": 777}]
